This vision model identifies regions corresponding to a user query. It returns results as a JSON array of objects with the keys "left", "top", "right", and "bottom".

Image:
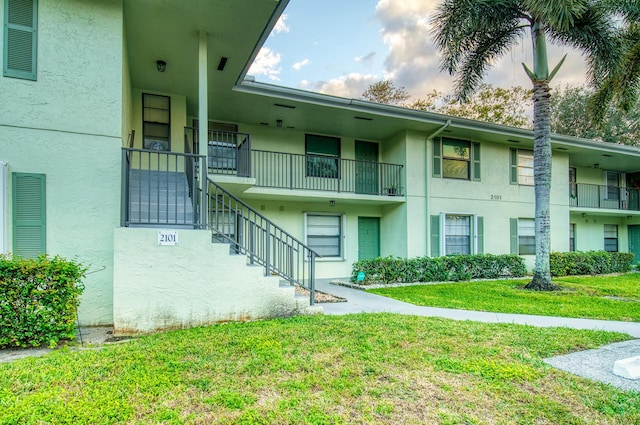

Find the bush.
[
  {"left": 549, "top": 251, "right": 634, "bottom": 277},
  {"left": 0, "top": 255, "right": 86, "bottom": 348},
  {"left": 351, "top": 254, "right": 526, "bottom": 285}
]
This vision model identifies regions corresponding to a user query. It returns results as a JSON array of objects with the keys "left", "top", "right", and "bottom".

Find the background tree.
[
  {"left": 361, "top": 79, "right": 410, "bottom": 105},
  {"left": 551, "top": 85, "right": 640, "bottom": 146},
  {"left": 362, "top": 82, "right": 533, "bottom": 128},
  {"left": 591, "top": 2, "right": 640, "bottom": 122},
  {"left": 432, "top": 0, "right": 619, "bottom": 291}
]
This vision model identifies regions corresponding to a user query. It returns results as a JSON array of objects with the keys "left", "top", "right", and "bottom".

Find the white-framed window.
[
  {"left": 605, "top": 171, "right": 622, "bottom": 201},
  {"left": 604, "top": 224, "right": 618, "bottom": 252},
  {"left": 434, "top": 213, "right": 483, "bottom": 256},
  {"left": 509, "top": 149, "right": 534, "bottom": 185},
  {"left": 143, "top": 93, "right": 171, "bottom": 151},
  {"left": 518, "top": 218, "right": 535, "bottom": 255},
  {"left": 433, "top": 138, "right": 481, "bottom": 181},
  {"left": 304, "top": 213, "right": 344, "bottom": 258},
  {"left": 569, "top": 223, "right": 576, "bottom": 252}
]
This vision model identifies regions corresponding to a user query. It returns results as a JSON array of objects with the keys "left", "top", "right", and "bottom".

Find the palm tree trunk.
[{"left": 525, "top": 80, "right": 555, "bottom": 290}]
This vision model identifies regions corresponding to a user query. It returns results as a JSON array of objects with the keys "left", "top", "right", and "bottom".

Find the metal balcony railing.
[
  {"left": 251, "top": 150, "right": 404, "bottom": 196},
  {"left": 569, "top": 183, "right": 640, "bottom": 211},
  {"left": 186, "top": 127, "right": 252, "bottom": 177},
  {"left": 207, "top": 179, "right": 318, "bottom": 304},
  {"left": 121, "top": 147, "right": 203, "bottom": 226}
]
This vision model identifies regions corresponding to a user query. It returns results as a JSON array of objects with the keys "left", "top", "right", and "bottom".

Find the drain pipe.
[{"left": 424, "top": 120, "right": 451, "bottom": 257}]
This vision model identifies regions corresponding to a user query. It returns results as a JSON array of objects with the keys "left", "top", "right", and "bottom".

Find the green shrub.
[
  {"left": 550, "top": 251, "right": 634, "bottom": 277},
  {"left": 351, "top": 254, "right": 526, "bottom": 285},
  {"left": 0, "top": 255, "right": 86, "bottom": 348}
]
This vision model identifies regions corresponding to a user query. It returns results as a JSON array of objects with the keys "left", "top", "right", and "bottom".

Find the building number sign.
[{"left": 157, "top": 230, "right": 178, "bottom": 246}]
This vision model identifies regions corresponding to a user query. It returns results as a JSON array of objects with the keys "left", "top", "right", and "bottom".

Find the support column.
[{"left": 198, "top": 31, "right": 208, "bottom": 227}]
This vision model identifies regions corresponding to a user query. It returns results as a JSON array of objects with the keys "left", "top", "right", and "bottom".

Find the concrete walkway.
[{"left": 317, "top": 280, "right": 640, "bottom": 337}]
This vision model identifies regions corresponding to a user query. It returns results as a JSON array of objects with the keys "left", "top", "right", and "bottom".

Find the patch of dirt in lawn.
[{"left": 295, "top": 286, "right": 346, "bottom": 303}]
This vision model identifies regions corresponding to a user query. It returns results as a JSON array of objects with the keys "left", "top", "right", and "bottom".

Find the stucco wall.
[
  {"left": 0, "top": 0, "right": 123, "bottom": 325},
  {"left": 113, "top": 228, "right": 314, "bottom": 334},
  {"left": 570, "top": 213, "right": 631, "bottom": 252}
]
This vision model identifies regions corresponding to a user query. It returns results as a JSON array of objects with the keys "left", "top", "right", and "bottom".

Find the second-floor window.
[
  {"left": 433, "top": 138, "right": 480, "bottom": 181},
  {"left": 510, "top": 149, "right": 534, "bottom": 185},
  {"left": 143, "top": 93, "right": 170, "bottom": 151},
  {"left": 306, "top": 134, "right": 340, "bottom": 179},
  {"left": 605, "top": 171, "right": 622, "bottom": 201}
]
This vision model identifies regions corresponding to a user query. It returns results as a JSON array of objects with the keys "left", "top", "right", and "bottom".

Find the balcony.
[
  {"left": 570, "top": 183, "right": 640, "bottom": 211},
  {"left": 196, "top": 129, "right": 405, "bottom": 198}
]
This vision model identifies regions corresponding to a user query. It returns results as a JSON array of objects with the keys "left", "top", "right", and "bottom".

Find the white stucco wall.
[
  {"left": 0, "top": 0, "right": 123, "bottom": 325},
  {"left": 113, "top": 228, "right": 315, "bottom": 334}
]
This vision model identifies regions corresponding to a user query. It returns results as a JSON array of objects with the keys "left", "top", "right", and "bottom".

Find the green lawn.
[
  {"left": 368, "top": 273, "right": 640, "bottom": 321},
  {"left": 1, "top": 314, "right": 638, "bottom": 424}
]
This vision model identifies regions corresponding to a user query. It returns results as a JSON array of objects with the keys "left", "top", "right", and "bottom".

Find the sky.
[{"left": 248, "top": 0, "right": 590, "bottom": 102}]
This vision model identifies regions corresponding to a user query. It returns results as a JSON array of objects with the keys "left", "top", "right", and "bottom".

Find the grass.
[
  {"left": 368, "top": 273, "right": 640, "bottom": 321},
  {"left": 1, "top": 314, "right": 639, "bottom": 424}
]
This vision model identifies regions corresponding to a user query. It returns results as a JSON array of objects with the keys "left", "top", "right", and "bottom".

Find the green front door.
[
  {"left": 355, "top": 141, "right": 379, "bottom": 194},
  {"left": 358, "top": 217, "right": 380, "bottom": 260},
  {"left": 629, "top": 225, "right": 640, "bottom": 263}
]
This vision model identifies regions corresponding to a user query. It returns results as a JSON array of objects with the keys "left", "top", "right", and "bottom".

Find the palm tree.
[
  {"left": 591, "top": 1, "right": 640, "bottom": 122},
  {"left": 432, "top": 0, "right": 620, "bottom": 290}
]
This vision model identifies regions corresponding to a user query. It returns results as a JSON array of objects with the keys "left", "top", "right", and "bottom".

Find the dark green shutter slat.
[
  {"left": 4, "top": 0, "right": 37, "bottom": 80},
  {"left": 509, "top": 218, "right": 518, "bottom": 255},
  {"left": 472, "top": 142, "right": 481, "bottom": 181},
  {"left": 432, "top": 138, "right": 441, "bottom": 178},
  {"left": 509, "top": 148, "right": 518, "bottom": 185},
  {"left": 430, "top": 215, "right": 440, "bottom": 257},
  {"left": 477, "top": 216, "right": 484, "bottom": 254},
  {"left": 12, "top": 173, "right": 45, "bottom": 258},
  {"left": 306, "top": 134, "right": 340, "bottom": 156}
]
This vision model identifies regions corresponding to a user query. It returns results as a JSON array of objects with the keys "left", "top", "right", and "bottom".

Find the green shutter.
[
  {"left": 432, "top": 138, "right": 441, "bottom": 178},
  {"left": 477, "top": 216, "right": 484, "bottom": 254},
  {"left": 472, "top": 142, "right": 481, "bottom": 181},
  {"left": 430, "top": 215, "right": 440, "bottom": 257},
  {"left": 12, "top": 173, "right": 45, "bottom": 258},
  {"left": 509, "top": 218, "right": 518, "bottom": 255},
  {"left": 4, "top": 0, "right": 37, "bottom": 80},
  {"left": 509, "top": 148, "right": 518, "bottom": 185},
  {"left": 306, "top": 134, "right": 340, "bottom": 156}
]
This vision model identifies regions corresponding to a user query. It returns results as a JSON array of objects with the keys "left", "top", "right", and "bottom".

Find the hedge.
[
  {"left": 0, "top": 255, "right": 86, "bottom": 348},
  {"left": 550, "top": 251, "right": 634, "bottom": 277},
  {"left": 351, "top": 254, "right": 527, "bottom": 285}
]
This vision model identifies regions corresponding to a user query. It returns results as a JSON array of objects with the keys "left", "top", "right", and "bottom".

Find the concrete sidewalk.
[{"left": 316, "top": 280, "right": 640, "bottom": 338}]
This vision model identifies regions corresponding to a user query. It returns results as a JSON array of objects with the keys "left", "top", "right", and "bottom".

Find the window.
[
  {"left": 4, "top": 0, "right": 37, "bottom": 80},
  {"left": 445, "top": 215, "right": 471, "bottom": 255},
  {"left": 12, "top": 173, "right": 45, "bottom": 258},
  {"left": 604, "top": 224, "right": 618, "bottom": 252},
  {"left": 605, "top": 171, "right": 621, "bottom": 201},
  {"left": 430, "top": 214, "right": 483, "bottom": 257},
  {"left": 305, "top": 213, "right": 342, "bottom": 257},
  {"left": 510, "top": 149, "right": 534, "bottom": 185},
  {"left": 569, "top": 167, "right": 577, "bottom": 198},
  {"left": 511, "top": 218, "right": 535, "bottom": 255},
  {"left": 569, "top": 223, "right": 575, "bottom": 252},
  {"left": 143, "top": 94, "right": 170, "bottom": 151},
  {"left": 433, "top": 138, "right": 480, "bottom": 181},
  {"left": 306, "top": 134, "right": 340, "bottom": 178}
]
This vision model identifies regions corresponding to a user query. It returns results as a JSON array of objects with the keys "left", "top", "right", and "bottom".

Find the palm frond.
[
  {"left": 432, "top": 0, "right": 525, "bottom": 100},
  {"left": 522, "top": 0, "right": 589, "bottom": 32}
]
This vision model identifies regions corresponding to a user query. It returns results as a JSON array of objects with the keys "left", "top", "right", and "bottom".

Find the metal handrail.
[
  {"left": 207, "top": 178, "right": 319, "bottom": 305},
  {"left": 569, "top": 183, "right": 640, "bottom": 211},
  {"left": 251, "top": 150, "right": 405, "bottom": 196},
  {"left": 121, "top": 147, "right": 203, "bottom": 226}
]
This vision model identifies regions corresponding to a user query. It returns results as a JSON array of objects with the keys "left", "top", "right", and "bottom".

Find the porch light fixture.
[
  {"left": 276, "top": 119, "right": 283, "bottom": 128},
  {"left": 156, "top": 60, "right": 167, "bottom": 72},
  {"left": 581, "top": 213, "right": 587, "bottom": 218},
  {"left": 329, "top": 200, "right": 336, "bottom": 207},
  {"left": 628, "top": 216, "right": 633, "bottom": 220}
]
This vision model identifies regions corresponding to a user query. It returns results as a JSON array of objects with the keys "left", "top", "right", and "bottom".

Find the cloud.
[
  {"left": 305, "top": 73, "right": 381, "bottom": 98},
  {"left": 248, "top": 47, "right": 282, "bottom": 81},
  {"left": 354, "top": 51, "right": 377, "bottom": 68},
  {"left": 292, "top": 59, "right": 311, "bottom": 71},
  {"left": 273, "top": 13, "right": 289, "bottom": 34}
]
